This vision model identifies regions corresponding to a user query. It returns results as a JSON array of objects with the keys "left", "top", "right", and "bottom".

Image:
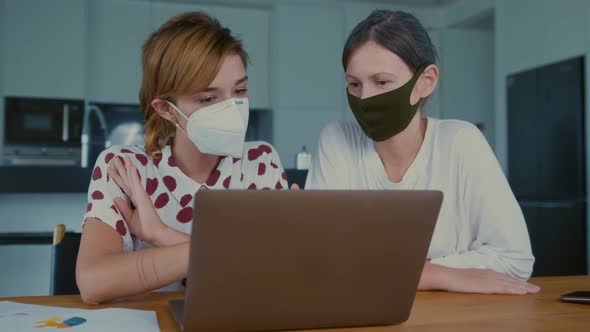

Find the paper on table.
[{"left": 0, "top": 301, "right": 159, "bottom": 332}]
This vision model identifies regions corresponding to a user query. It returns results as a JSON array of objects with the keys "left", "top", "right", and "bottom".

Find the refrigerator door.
[
  {"left": 508, "top": 57, "right": 586, "bottom": 200},
  {"left": 535, "top": 59, "right": 585, "bottom": 200},
  {"left": 520, "top": 200, "right": 587, "bottom": 276},
  {"left": 507, "top": 68, "right": 539, "bottom": 200}
]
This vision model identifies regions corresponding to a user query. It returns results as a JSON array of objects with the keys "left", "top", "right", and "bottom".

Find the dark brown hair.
[{"left": 342, "top": 10, "right": 437, "bottom": 71}]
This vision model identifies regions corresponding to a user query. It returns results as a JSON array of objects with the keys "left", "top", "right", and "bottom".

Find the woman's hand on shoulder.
[{"left": 107, "top": 156, "right": 169, "bottom": 246}]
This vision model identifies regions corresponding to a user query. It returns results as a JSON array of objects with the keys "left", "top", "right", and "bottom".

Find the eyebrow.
[
  {"left": 202, "top": 75, "right": 249, "bottom": 93},
  {"left": 371, "top": 72, "right": 396, "bottom": 79},
  {"left": 235, "top": 75, "right": 248, "bottom": 85},
  {"left": 346, "top": 72, "right": 396, "bottom": 81}
]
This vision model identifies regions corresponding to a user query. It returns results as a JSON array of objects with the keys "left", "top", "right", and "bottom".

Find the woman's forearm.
[
  {"left": 417, "top": 261, "right": 449, "bottom": 291},
  {"left": 77, "top": 242, "right": 189, "bottom": 304},
  {"left": 153, "top": 226, "right": 191, "bottom": 247}
]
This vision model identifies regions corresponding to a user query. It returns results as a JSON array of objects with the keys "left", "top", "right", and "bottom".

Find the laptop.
[{"left": 170, "top": 190, "right": 443, "bottom": 332}]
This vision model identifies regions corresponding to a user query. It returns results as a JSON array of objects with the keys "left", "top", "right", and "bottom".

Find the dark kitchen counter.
[
  {"left": 0, "top": 231, "right": 54, "bottom": 245},
  {"left": 0, "top": 166, "right": 308, "bottom": 193},
  {"left": 0, "top": 166, "right": 93, "bottom": 193}
]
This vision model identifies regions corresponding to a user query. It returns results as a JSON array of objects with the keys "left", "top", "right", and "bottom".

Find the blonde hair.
[{"left": 139, "top": 12, "right": 248, "bottom": 157}]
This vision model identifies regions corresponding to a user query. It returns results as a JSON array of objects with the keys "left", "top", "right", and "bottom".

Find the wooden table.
[{"left": 3, "top": 276, "right": 589, "bottom": 331}]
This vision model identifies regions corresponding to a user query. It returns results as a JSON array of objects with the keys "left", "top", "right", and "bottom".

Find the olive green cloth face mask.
[{"left": 347, "top": 66, "right": 426, "bottom": 142}]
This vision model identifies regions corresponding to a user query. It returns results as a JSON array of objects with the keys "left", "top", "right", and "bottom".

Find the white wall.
[
  {"left": 440, "top": 28, "right": 494, "bottom": 145},
  {"left": 2, "top": 0, "right": 86, "bottom": 99},
  {"left": 444, "top": 0, "right": 494, "bottom": 28},
  {"left": 270, "top": 2, "right": 346, "bottom": 167},
  {"left": 86, "top": 0, "right": 152, "bottom": 104},
  {"left": 423, "top": 29, "right": 442, "bottom": 119}
]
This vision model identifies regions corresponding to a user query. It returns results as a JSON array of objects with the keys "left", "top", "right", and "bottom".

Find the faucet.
[{"left": 81, "top": 104, "right": 110, "bottom": 168}]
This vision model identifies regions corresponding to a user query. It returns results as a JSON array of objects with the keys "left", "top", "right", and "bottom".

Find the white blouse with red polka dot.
[{"left": 84, "top": 140, "right": 288, "bottom": 255}]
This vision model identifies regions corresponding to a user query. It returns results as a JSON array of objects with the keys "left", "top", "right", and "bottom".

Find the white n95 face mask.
[{"left": 167, "top": 98, "right": 249, "bottom": 158}]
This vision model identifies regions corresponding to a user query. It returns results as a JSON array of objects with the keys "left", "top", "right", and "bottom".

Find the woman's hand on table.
[{"left": 419, "top": 261, "right": 541, "bottom": 295}]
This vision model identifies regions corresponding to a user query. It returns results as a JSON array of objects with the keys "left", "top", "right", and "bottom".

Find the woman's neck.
[
  {"left": 171, "top": 133, "right": 220, "bottom": 184},
  {"left": 374, "top": 115, "right": 427, "bottom": 183}
]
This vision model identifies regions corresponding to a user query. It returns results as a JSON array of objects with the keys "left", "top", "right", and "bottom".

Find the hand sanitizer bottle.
[{"left": 296, "top": 145, "right": 312, "bottom": 170}]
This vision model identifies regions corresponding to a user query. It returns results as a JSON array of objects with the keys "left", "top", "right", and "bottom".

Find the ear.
[
  {"left": 151, "top": 98, "right": 178, "bottom": 125},
  {"left": 418, "top": 64, "right": 439, "bottom": 99}
]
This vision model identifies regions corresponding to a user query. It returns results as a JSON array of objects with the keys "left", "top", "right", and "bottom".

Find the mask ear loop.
[
  {"left": 174, "top": 122, "right": 190, "bottom": 138},
  {"left": 166, "top": 100, "right": 191, "bottom": 139}
]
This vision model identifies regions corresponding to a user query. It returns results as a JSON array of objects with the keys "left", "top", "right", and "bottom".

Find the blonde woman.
[{"left": 76, "top": 12, "right": 287, "bottom": 304}]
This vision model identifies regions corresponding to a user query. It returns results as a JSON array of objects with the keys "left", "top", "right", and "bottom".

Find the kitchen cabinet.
[
  {"left": 86, "top": 0, "right": 152, "bottom": 104},
  {"left": 2, "top": 0, "right": 271, "bottom": 108},
  {"left": 0, "top": 245, "right": 51, "bottom": 297},
  {"left": 2, "top": 0, "right": 86, "bottom": 99},
  {"left": 0, "top": 192, "right": 86, "bottom": 297}
]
